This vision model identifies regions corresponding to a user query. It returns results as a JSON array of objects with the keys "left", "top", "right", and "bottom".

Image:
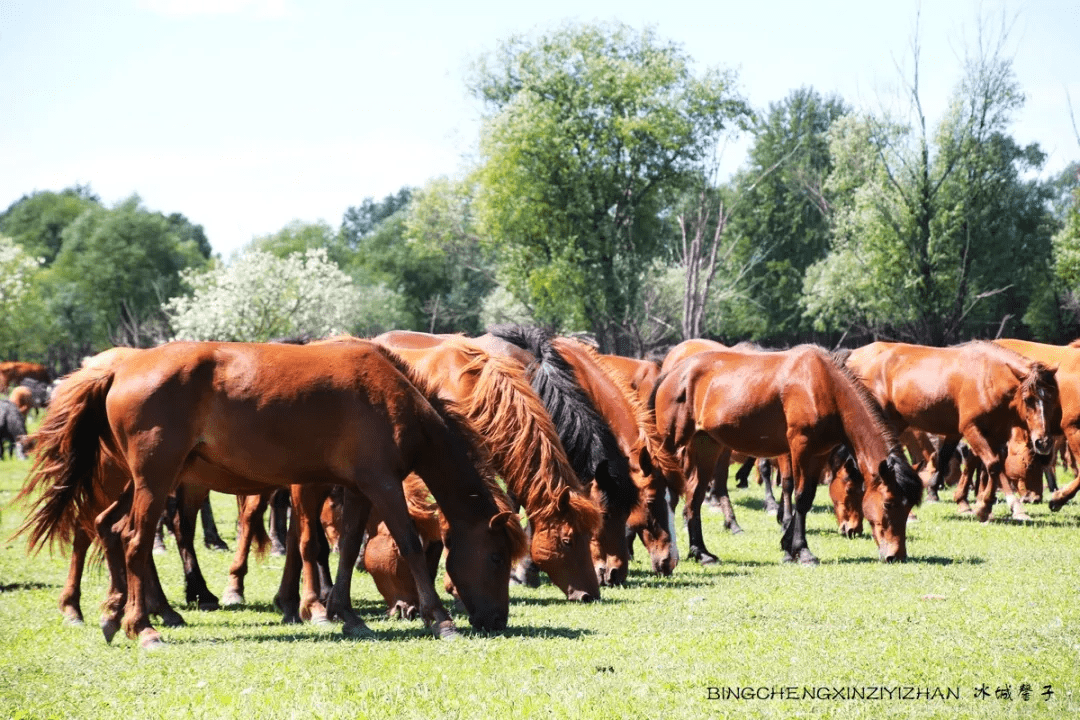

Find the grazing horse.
[
  {"left": 483, "top": 326, "right": 642, "bottom": 586},
  {"left": 17, "top": 341, "right": 525, "bottom": 648},
  {"left": 557, "top": 339, "right": 684, "bottom": 581},
  {"left": 368, "top": 333, "right": 605, "bottom": 599},
  {"left": 992, "top": 338, "right": 1080, "bottom": 512},
  {"left": 846, "top": 341, "right": 1058, "bottom": 521},
  {"left": 0, "top": 398, "right": 28, "bottom": 460},
  {"left": 652, "top": 346, "right": 922, "bottom": 564}
]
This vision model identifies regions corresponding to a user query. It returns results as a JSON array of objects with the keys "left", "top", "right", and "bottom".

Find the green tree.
[
  {"left": 0, "top": 235, "right": 57, "bottom": 360},
  {"left": 0, "top": 185, "right": 100, "bottom": 265},
  {"left": 244, "top": 220, "right": 342, "bottom": 264},
  {"left": 803, "top": 16, "right": 1054, "bottom": 345},
  {"left": 471, "top": 21, "right": 750, "bottom": 351},
  {"left": 49, "top": 195, "right": 210, "bottom": 350}
]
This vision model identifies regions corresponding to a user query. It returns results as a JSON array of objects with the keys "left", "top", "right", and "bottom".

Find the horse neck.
[{"left": 827, "top": 364, "right": 894, "bottom": 478}]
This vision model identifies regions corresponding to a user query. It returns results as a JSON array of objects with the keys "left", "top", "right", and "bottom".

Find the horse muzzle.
[
  {"left": 1032, "top": 436, "right": 1053, "bottom": 457},
  {"left": 468, "top": 608, "right": 508, "bottom": 633}
]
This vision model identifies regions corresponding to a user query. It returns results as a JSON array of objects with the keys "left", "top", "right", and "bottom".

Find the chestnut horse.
[
  {"left": 482, "top": 326, "right": 643, "bottom": 585},
  {"left": 846, "top": 341, "right": 1058, "bottom": 521},
  {"left": 652, "top": 345, "right": 922, "bottom": 564},
  {"left": 0, "top": 360, "right": 51, "bottom": 389},
  {"left": 368, "top": 333, "right": 604, "bottom": 600},
  {"left": 17, "top": 341, "right": 525, "bottom": 648},
  {"left": 993, "top": 338, "right": 1080, "bottom": 512},
  {"left": 598, "top": 354, "right": 661, "bottom": 408}
]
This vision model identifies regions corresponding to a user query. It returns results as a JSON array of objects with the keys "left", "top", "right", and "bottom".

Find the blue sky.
[{"left": 2, "top": 0, "right": 1078, "bottom": 256}]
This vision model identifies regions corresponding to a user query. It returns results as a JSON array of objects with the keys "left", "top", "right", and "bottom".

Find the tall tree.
[
  {"left": 803, "top": 12, "right": 1053, "bottom": 345},
  {"left": 0, "top": 185, "right": 100, "bottom": 265},
  {"left": 471, "top": 22, "right": 750, "bottom": 352}
]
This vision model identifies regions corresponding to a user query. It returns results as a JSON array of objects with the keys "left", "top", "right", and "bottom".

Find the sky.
[{"left": 2, "top": 0, "right": 1078, "bottom": 257}]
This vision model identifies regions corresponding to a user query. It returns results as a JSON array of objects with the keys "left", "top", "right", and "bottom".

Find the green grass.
[{"left": 2, "top": 451, "right": 1079, "bottom": 719}]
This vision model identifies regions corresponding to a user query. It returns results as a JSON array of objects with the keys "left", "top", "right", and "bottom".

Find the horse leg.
[
  {"left": 222, "top": 492, "right": 270, "bottom": 606},
  {"left": 965, "top": 430, "right": 1027, "bottom": 522},
  {"left": 59, "top": 525, "right": 92, "bottom": 626},
  {"left": 713, "top": 447, "right": 742, "bottom": 534},
  {"left": 733, "top": 456, "right": 755, "bottom": 489},
  {"left": 144, "top": 552, "right": 186, "bottom": 627},
  {"left": 170, "top": 483, "right": 219, "bottom": 610},
  {"left": 683, "top": 436, "right": 722, "bottom": 565},
  {"left": 292, "top": 484, "right": 332, "bottom": 623},
  {"left": 1049, "top": 427, "right": 1080, "bottom": 511},
  {"left": 759, "top": 458, "right": 781, "bottom": 518},
  {"left": 119, "top": 477, "right": 173, "bottom": 648},
  {"left": 360, "top": 476, "right": 456, "bottom": 638},
  {"left": 953, "top": 452, "right": 977, "bottom": 515},
  {"left": 95, "top": 486, "right": 134, "bottom": 644},
  {"left": 325, "top": 486, "right": 374, "bottom": 637},
  {"left": 268, "top": 488, "right": 290, "bottom": 557},
  {"left": 783, "top": 447, "right": 824, "bottom": 565},
  {"left": 274, "top": 501, "right": 303, "bottom": 624},
  {"left": 927, "top": 436, "right": 960, "bottom": 502},
  {"left": 200, "top": 493, "right": 229, "bottom": 551}
]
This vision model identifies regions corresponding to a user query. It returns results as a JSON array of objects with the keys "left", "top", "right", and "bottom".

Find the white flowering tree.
[
  {"left": 164, "top": 248, "right": 405, "bottom": 342},
  {"left": 0, "top": 235, "right": 52, "bottom": 358}
]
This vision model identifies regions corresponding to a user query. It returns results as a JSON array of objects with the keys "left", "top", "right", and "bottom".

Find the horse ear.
[
  {"left": 877, "top": 458, "right": 894, "bottom": 482},
  {"left": 488, "top": 510, "right": 515, "bottom": 530},
  {"left": 557, "top": 486, "right": 573, "bottom": 513}
]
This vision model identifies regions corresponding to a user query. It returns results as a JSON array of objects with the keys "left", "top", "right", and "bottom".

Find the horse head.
[
  {"left": 1014, "top": 362, "right": 1059, "bottom": 458},
  {"left": 625, "top": 443, "right": 681, "bottom": 576},
  {"left": 827, "top": 446, "right": 864, "bottom": 538},
  {"left": 528, "top": 487, "right": 602, "bottom": 602},
  {"left": 863, "top": 452, "right": 922, "bottom": 562},
  {"left": 443, "top": 510, "right": 527, "bottom": 632}
]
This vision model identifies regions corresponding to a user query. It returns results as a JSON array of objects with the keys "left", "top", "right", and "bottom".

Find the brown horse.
[
  {"left": 846, "top": 341, "right": 1059, "bottom": 521},
  {"left": 0, "top": 360, "right": 51, "bottom": 389},
  {"left": 17, "top": 340, "right": 525, "bottom": 648},
  {"left": 598, "top": 354, "right": 661, "bottom": 408},
  {"left": 993, "top": 338, "right": 1080, "bottom": 512},
  {"left": 558, "top": 339, "right": 684, "bottom": 581},
  {"left": 652, "top": 345, "right": 922, "bottom": 564},
  {"left": 368, "top": 333, "right": 604, "bottom": 599},
  {"left": 952, "top": 425, "right": 1048, "bottom": 510}
]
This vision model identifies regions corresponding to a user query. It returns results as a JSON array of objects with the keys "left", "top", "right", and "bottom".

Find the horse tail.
[
  {"left": 13, "top": 367, "right": 115, "bottom": 553},
  {"left": 456, "top": 345, "right": 603, "bottom": 535},
  {"left": 242, "top": 494, "right": 272, "bottom": 559}
]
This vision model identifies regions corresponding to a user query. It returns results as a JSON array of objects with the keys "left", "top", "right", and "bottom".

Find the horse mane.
[
  {"left": 486, "top": 325, "right": 637, "bottom": 518},
  {"left": 437, "top": 337, "right": 602, "bottom": 534},
  {"left": 582, "top": 342, "right": 685, "bottom": 497},
  {"left": 967, "top": 341, "right": 1058, "bottom": 397}
]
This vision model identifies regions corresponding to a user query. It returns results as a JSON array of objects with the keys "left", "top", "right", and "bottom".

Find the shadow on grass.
[
  {"left": 0, "top": 581, "right": 59, "bottom": 593},
  {"left": 166, "top": 622, "right": 589, "bottom": 644},
  {"left": 215, "top": 599, "right": 387, "bottom": 617},
  {"left": 510, "top": 595, "right": 624, "bottom": 607},
  {"left": 938, "top": 513, "right": 1080, "bottom": 528},
  {"left": 827, "top": 554, "right": 984, "bottom": 566}
]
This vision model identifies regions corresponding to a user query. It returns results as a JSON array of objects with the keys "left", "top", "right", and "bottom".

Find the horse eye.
[{"left": 560, "top": 535, "right": 573, "bottom": 548}]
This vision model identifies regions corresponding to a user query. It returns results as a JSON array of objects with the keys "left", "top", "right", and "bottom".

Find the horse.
[
  {"left": 598, "top": 354, "right": 661, "bottom": 408},
  {"left": 0, "top": 398, "right": 28, "bottom": 460},
  {"left": 0, "top": 360, "right": 51, "bottom": 390},
  {"left": 368, "top": 332, "right": 605, "bottom": 599},
  {"left": 16, "top": 340, "right": 526, "bottom": 648},
  {"left": 482, "top": 326, "right": 644, "bottom": 586},
  {"left": 846, "top": 341, "right": 1059, "bottom": 521},
  {"left": 992, "top": 338, "right": 1080, "bottom": 512},
  {"left": 651, "top": 345, "right": 922, "bottom": 564},
  {"left": 952, "top": 425, "right": 1049, "bottom": 510},
  {"left": 558, "top": 339, "right": 684, "bottom": 580}
]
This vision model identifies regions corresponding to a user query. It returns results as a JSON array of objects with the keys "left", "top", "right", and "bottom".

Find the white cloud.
[{"left": 136, "top": 0, "right": 290, "bottom": 19}]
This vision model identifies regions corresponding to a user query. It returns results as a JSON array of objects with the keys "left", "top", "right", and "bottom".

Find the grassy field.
[{"left": 2, "top": 449, "right": 1079, "bottom": 720}]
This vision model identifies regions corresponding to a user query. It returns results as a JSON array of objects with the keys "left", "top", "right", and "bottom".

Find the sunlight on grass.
[{"left": 2, "top": 453, "right": 1078, "bottom": 718}]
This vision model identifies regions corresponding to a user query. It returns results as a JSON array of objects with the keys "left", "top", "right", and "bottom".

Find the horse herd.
[{"left": 6, "top": 329, "right": 1078, "bottom": 649}]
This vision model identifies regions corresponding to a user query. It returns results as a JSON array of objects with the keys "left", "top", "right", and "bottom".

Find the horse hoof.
[
  {"left": 798, "top": 551, "right": 819, "bottom": 566},
  {"left": 698, "top": 553, "right": 720, "bottom": 566},
  {"left": 280, "top": 613, "right": 302, "bottom": 625},
  {"left": 342, "top": 621, "right": 374, "bottom": 639},
  {"left": 62, "top": 611, "right": 85, "bottom": 627},
  {"left": 159, "top": 613, "right": 186, "bottom": 628},
  {"left": 220, "top": 590, "right": 245, "bottom": 607},
  {"left": 1049, "top": 496, "right": 1065, "bottom": 512},
  {"left": 728, "top": 525, "right": 744, "bottom": 535},
  {"left": 198, "top": 600, "right": 220, "bottom": 612},
  {"left": 139, "top": 630, "right": 164, "bottom": 650},
  {"left": 432, "top": 620, "right": 459, "bottom": 640},
  {"left": 781, "top": 553, "right": 796, "bottom": 564},
  {"left": 1011, "top": 510, "right": 1032, "bottom": 522},
  {"left": 310, "top": 611, "right": 332, "bottom": 626},
  {"left": 973, "top": 502, "right": 992, "bottom": 522},
  {"left": 101, "top": 619, "right": 120, "bottom": 644}
]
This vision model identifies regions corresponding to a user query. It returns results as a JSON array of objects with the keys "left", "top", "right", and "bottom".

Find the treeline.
[{"left": 2, "top": 20, "right": 1079, "bottom": 371}]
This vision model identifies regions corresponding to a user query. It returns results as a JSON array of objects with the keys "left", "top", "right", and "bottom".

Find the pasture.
[{"left": 1, "top": 450, "right": 1079, "bottom": 719}]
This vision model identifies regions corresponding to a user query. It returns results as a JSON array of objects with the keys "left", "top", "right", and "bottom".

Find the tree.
[
  {"left": 803, "top": 12, "right": 1054, "bottom": 345},
  {"left": 244, "top": 220, "right": 342, "bottom": 263},
  {"left": 49, "top": 195, "right": 211, "bottom": 349},
  {"left": 340, "top": 189, "right": 413, "bottom": 251},
  {"left": 164, "top": 248, "right": 406, "bottom": 341},
  {"left": 471, "top": 22, "right": 751, "bottom": 352},
  {"left": 0, "top": 235, "right": 55, "bottom": 360},
  {"left": 0, "top": 185, "right": 100, "bottom": 265}
]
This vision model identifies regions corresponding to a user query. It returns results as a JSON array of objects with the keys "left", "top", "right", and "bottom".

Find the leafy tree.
[
  {"left": 49, "top": 195, "right": 210, "bottom": 349},
  {"left": 165, "top": 248, "right": 406, "bottom": 341},
  {"left": 470, "top": 21, "right": 751, "bottom": 351},
  {"left": 340, "top": 189, "right": 413, "bottom": 251},
  {"left": 0, "top": 235, "right": 56, "bottom": 360},
  {"left": 244, "top": 220, "right": 342, "bottom": 264},
  {"left": 802, "top": 15, "right": 1054, "bottom": 344},
  {"left": 0, "top": 185, "right": 100, "bottom": 265}
]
